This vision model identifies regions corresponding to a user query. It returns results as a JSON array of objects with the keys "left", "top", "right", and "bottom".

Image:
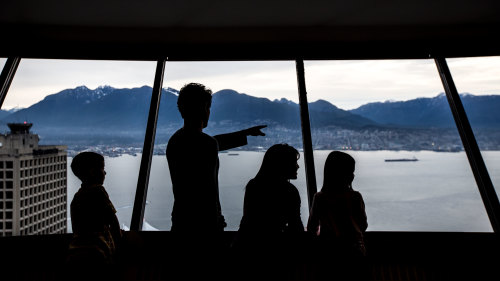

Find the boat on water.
[{"left": 385, "top": 157, "right": 418, "bottom": 162}]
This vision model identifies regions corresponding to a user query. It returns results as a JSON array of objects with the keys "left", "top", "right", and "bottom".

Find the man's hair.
[
  {"left": 177, "top": 83, "right": 213, "bottom": 119},
  {"left": 71, "top": 151, "right": 104, "bottom": 181}
]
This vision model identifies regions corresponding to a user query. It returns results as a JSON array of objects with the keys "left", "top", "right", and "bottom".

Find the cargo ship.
[{"left": 385, "top": 157, "right": 418, "bottom": 162}]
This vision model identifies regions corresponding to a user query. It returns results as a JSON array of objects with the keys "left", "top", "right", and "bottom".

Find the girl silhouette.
[
  {"left": 235, "top": 143, "right": 305, "bottom": 251},
  {"left": 307, "top": 151, "right": 368, "bottom": 280}
]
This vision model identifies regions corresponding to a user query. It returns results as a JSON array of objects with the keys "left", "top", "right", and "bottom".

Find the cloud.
[
  {"left": 447, "top": 56, "right": 500, "bottom": 94},
  {"left": 163, "top": 61, "right": 298, "bottom": 103},
  {"left": 4, "top": 59, "right": 156, "bottom": 109},
  {"left": 2, "top": 57, "right": 500, "bottom": 110}
]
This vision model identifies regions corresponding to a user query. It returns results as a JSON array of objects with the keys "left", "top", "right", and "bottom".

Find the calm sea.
[{"left": 67, "top": 150, "right": 500, "bottom": 232}]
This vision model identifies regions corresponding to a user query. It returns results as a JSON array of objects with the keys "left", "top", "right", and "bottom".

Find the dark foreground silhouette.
[
  {"left": 232, "top": 143, "right": 306, "bottom": 280},
  {"left": 167, "top": 82, "right": 265, "bottom": 233},
  {"left": 66, "top": 151, "right": 123, "bottom": 280},
  {"left": 307, "top": 151, "right": 369, "bottom": 281}
]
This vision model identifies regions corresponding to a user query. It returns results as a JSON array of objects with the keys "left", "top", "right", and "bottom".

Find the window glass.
[
  {"left": 447, "top": 56, "right": 500, "bottom": 196},
  {"left": 304, "top": 59, "right": 492, "bottom": 232},
  {"left": 144, "top": 61, "right": 308, "bottom": 231},
  {"left": 1, "top": 58, "right": 11, "bottom": 122},
  {"left": 1, "top": 59, "right": 156, "bottom": 235}
]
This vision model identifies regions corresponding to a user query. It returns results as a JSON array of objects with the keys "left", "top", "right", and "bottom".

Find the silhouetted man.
[{"left": 166, "top": 83, "right": 266, "bottom": 236}]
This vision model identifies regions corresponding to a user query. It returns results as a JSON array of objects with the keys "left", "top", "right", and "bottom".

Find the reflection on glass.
[
  {"left": 0, "top": 58, "right": 6, "bottom": 71},
  {"left": 144, "top": 61, "right": 309, "bottom": 231},
  {"left": 0, "top": 59, "right": 156, "bottom": 236},
  {"left": 304, "top": 59, "right": 492, "bottom": 232},
  {"left": 447, "top": 56, "right": 500, "bottom": 195},
  {"left": 0, "top": 57, "right": 7, "bottom": 116}
]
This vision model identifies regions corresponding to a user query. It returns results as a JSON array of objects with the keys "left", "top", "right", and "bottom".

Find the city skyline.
[{"left": 1, "top": 56, "right": 500, "bottom": 110}]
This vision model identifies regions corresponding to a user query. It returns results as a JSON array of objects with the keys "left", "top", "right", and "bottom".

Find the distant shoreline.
[{"left": 63, "top": 148, "right": 500, "bottom": 158}]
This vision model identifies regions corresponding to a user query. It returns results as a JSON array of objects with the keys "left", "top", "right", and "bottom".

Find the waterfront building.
[{"left": 0, "top": 123, "right": 67, "bottom": 236}]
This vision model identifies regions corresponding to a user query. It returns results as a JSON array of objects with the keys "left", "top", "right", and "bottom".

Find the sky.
[{"left": 1, "top": 56, "right": 500, "bottom": 110}]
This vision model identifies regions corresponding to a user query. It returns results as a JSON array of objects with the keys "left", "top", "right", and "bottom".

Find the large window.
[
  {"left": 304, "top": 59, "right": 492, "bottom": 232},
  {"left": 144, "top": 61, "right": 309, "bottom": 230},
  {"left": 1, "top": 59, "right": 156, "bottom": 235},
  {"left": 1, "top": 57, "right": 497, "bottom": 234},
  {"left": 447, "top": 56, "right": 500, "bottom": 194}
]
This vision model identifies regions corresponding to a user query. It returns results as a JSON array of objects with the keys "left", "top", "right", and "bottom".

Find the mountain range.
[
  {"left": 1, "top": 85, "right": 377, "bottom": 133},
  {"left": 351, "top": 93, "right": 500, "bottom": 129},
  {"left": 1, "top": 85, "right": 499, "bottom": 150}
]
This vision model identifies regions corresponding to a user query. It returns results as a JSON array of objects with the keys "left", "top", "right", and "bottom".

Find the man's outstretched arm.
[
  {"left": 241, "top": 125, "right": 267, "bottom": 136},
  {"left": 214, "top": 125, "right": 267, "bottom": 151}
]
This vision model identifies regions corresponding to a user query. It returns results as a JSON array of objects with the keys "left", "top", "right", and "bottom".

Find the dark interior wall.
[
  {"left": 2, "top": 24, "right": 500, "bottom": 60},
  {"left": 2, "top": 0, "right": 500, "bottom": 28},
  {"left": 1, "top": 0, "right": 500, "bottom": 60},
  {"left": 1, "top": 232, "right": 498, "bottom": 281}
]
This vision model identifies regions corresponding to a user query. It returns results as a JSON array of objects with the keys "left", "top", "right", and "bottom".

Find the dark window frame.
[{"left": 0, "top": 56, "right": 498, "bottom": 233}]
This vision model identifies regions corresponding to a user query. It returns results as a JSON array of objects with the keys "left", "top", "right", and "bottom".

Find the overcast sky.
[{"left": 1, "top": 56, "right": 500, "bottom": 110}]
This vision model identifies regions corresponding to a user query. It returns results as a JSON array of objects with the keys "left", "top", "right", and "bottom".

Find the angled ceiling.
[{"left": 1, "top": 0, "right": 500, "bottom": 60}]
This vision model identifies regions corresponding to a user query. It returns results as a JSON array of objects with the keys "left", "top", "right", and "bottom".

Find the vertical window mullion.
[
  {"left": 435, "top": 56, "right": 500, "bottom": 233},
  {"left": 131, "top": 59, "right": 166, "bottom": 231},
  {"left": 296, "top": 59, "right": 318, "bottom": 208}
]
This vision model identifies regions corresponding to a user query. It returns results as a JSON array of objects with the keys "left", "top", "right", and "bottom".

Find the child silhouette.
[
  {"left": 307, "top": 151, "right": 368, "bottom": 280},
  {"left": 67, "top": 152, "right": 122, "bottom": 266}
]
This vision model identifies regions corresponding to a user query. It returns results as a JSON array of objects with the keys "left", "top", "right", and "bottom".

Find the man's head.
[
  {"left": 71, "top": 152, "right": 106, "bottom": 185},
  {"left": 177, "top": 83, "right": 212, "bottom": 128}
]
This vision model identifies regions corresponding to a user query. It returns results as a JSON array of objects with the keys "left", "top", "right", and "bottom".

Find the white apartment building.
[{"left": 0, "top": 123, "right": 67, "bottom": 236}]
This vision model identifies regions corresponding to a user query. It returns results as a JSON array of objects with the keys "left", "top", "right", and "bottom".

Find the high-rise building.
[{"left": 0, "top": 123, "right": 67, "bottom": 236}]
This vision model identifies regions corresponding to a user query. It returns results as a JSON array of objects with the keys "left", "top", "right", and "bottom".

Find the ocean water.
[{"left": 67, "top": 150, "right": 500, "bottom": 232}]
